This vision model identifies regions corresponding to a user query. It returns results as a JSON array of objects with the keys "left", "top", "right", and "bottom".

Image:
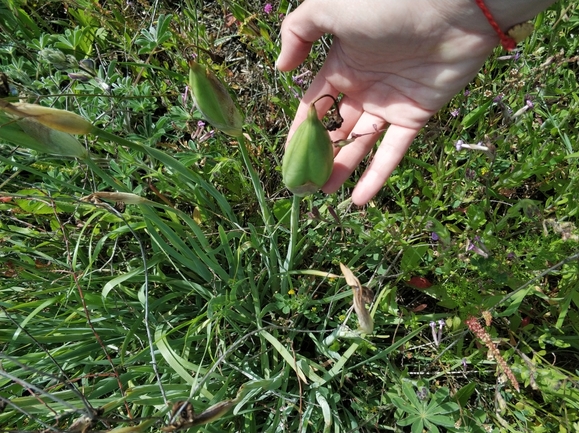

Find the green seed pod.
[
  {"left": 282, "top": 103, "right": 333, "bottom": 196},
  {"left": 18, "top": 118, "right": 89, "bottom": 159},
  {"left": 188, "top": 61, "right": 243, "bottom": 137},
  {"left": 38, "top": 48, "right": 78, "bottom": 70}
]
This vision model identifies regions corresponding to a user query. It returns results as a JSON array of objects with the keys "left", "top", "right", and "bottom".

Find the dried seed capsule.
[
  {"left": 282, "top": 103, "right": 333, "bottom": 196},
  {"left": 188, "top": 61, "right": 243, "bottom": 137},
  {"left": 81, "top": 192, "right": 151, "bottom": 205},
  {"left": 0, "top": 100, "right": 94, "bottom": 135},
  {"left": 340, "top": 263, "right": 374, "bottom": 334}
]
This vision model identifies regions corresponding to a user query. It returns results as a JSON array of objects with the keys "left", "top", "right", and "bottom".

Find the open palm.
[{"left": 277, "top": 0, "right": 532, "bottom": 204}]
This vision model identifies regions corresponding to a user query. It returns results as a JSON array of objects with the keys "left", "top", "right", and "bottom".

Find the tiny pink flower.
[
  {"left": 467, "top": 236, "right": 489, "bottom": 258},
  {"left": 264, "top": 3, "right": 273, "bottom": 14}
]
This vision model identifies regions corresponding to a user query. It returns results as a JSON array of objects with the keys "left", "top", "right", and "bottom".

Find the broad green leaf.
[{"left": 401, "top": 245, "right": 428, "bottom": 272}]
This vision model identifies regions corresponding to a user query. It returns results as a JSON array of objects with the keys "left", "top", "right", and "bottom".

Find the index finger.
[{"left": 276, "top": 2, "right": 327, "bottom": 72}]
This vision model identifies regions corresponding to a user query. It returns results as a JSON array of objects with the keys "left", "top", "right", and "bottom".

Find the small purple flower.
[
  {"left": 198, "top": 129, "right": 215, "bottom": 142},
  {"left": 467, "top": 237, "right": 489, "bottom": 258},
  {"left": 264, "top": 3, "right": 273, "bottom": 14},
  {"left": 417, "top": 387, "right": 429, "bottom": 401},
  {"left": 292, "top": 70, "right": 310, "bottom": 86},
  {"left": 431, "top": 232, "right": 439, "bottom": 241},
  {"left": 526, "top": 99, "right": 534, "bottom": 108},
  {"left": 450, "top": 109, "right": 460, "bottom": 118},
  {"left": 497, "top": 53, "right": 520, "bottom": 61},
  {"left": 191, "top": 120, "right": 206, "bottom": 140},
  {"left": 493, "top": 94, "right": 504, "bottom": 103},
  {"left": 455, "top": 140, "right": 464, "bottom": 152},
  {"left": 462, "top": 358, "right": 468, "bottom": 372},
  {"left": 464, "top": 89, "right": 471, "bottom": 97}
]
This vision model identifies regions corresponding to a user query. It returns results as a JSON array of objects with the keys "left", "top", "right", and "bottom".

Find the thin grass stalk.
[
  {"left": 0, "top": 324, "right": 94, "bottom": 414},
  {"left": 107, "top": 419, "right": 158, "bottom": 433},
  {"left": 47, "top": 198, "right": 137, "bottom": 416},
  {"left": 492, "top": 249, "right": 579, "bottom": 312},
  {"left": 0, "top": 154, "right": 87, "bottom": 194},
  {"left": 97, "top": 201, "right": 168, "bottom": 406},
  {"left": 186, "top": 327, "right": 268, "bottom": 407},
  {"left": 236, "top": 136, "right": 275, "bottom": 230},
  {"left": 282, "top": 195, "right": 301, "bottom": 290},
  {"left": 236, "top": 135, "right": 281, "bottom": 290},
  {"left": 0, "top": 369, "right": 81, "bottom": 412},
  {"left": 67, "top": 188, "right": 168, "bottom": 407},
  {"left": 0, "top": 395, "right": 60, "bottom": 432}
]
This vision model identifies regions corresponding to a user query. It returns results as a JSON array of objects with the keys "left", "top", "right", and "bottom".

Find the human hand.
[{"left": 276, "top": 0, "right": 550, "bottom": 205}]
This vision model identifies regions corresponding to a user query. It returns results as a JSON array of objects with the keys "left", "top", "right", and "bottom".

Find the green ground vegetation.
[{"left": 1, "top": 0, "right": 579, "bottom": 432}]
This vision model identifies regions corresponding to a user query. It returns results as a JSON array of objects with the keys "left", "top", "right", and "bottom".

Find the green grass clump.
[{"left": 1, "top": 1, "right": 579, "bottom": 432}]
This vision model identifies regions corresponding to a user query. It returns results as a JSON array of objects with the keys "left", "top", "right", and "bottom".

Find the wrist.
[
  {"left": 477, "top": 0, "right": 558, "bottom": 30},
  {"left": 429, "top": 0, "right": 558, "bottom": 37}
]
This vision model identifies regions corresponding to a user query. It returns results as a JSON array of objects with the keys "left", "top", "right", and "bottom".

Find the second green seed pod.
[{"left": 282, "top": 103, "right": 334, "bottom": 196}]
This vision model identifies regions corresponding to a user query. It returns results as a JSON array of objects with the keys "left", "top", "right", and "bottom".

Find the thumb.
[{"left": 276, "top": 4, "right": 326, "bottom": 71}]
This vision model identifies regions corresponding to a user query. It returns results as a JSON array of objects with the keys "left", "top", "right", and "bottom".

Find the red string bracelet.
[{"left": 475, "top": 0, "right": 517, "bottom": 51}]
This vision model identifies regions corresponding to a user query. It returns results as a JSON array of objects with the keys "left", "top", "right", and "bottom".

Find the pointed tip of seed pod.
[
  {"left": 358, "top": 315, "right": 374, "bottom": 334},
  {"left": 286, "top": 181, "right": 320, "bottom": 197}
]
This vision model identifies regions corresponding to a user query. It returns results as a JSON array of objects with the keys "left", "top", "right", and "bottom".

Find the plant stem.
[
  {"left": 236, "top": 135, "right": 275, "bottom": 228},
  {"left": 236, "top": 135, "right": 281, "bottom": 290},
  {"left": 284, "top": 194, "right": 301, "bottom": 274}
]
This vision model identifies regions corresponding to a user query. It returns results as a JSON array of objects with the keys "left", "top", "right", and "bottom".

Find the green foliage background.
[{"left": 1, "top": 0, "right": 579, "bottom": 432}]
